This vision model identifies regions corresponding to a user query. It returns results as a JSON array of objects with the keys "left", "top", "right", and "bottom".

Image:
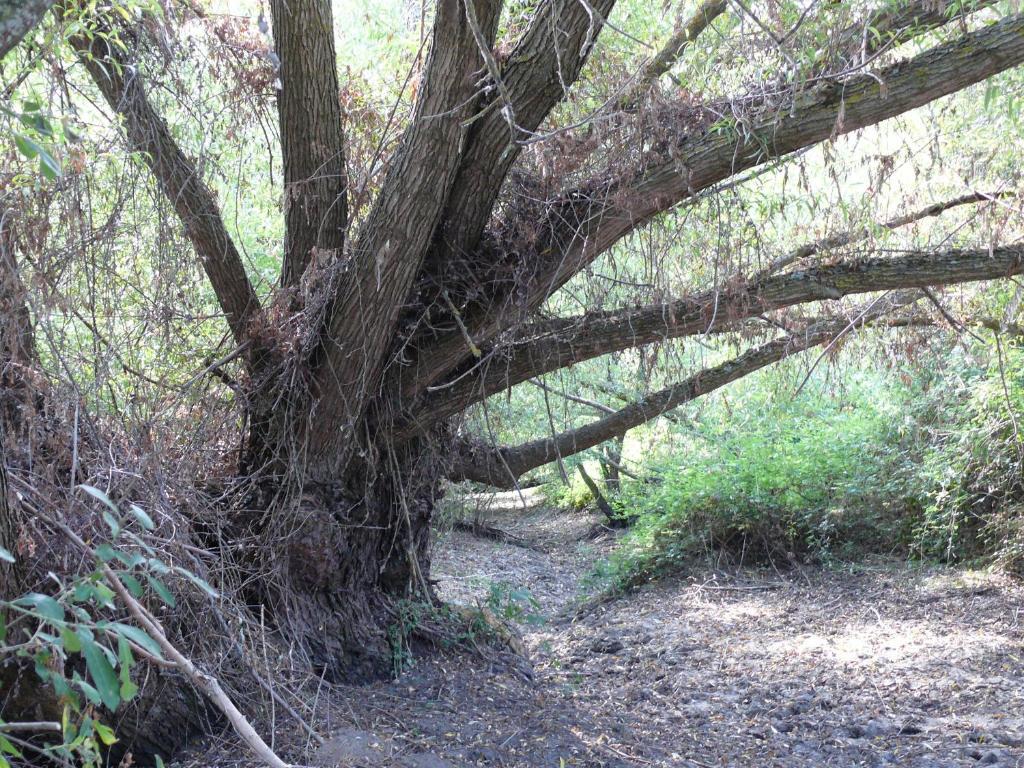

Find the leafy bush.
[
  {"left": 905, "top": 340, "right": 1024, "bottom": 570},
  {"left": 604, "top": 372, "right": 915, "bottom": 586},
  {"left": 0, "top": 486, "right": 213, "bottom": 767}
]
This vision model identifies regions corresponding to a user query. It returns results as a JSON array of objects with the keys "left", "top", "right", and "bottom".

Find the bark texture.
[
  {"left": 271, "top": 0, "right": 348, "bottom": 288},
  {"left": 0, "top": 0, "right": 54, "bottom": 59}
]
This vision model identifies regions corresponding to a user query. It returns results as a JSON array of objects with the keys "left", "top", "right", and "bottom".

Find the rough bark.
[
  {"left": 0, "top": 0, "right": 54, "bottom": 60},
  {"left": 400, "top": 9, "right": 1024, "bottom": 402},
  {"left": 306, "top": 0, "right": 503, "bottom": 472},
  {"left": 27, "top": 0, "right": 1024, "bottom": 761},
  {"left": 404, "top": 247, "right": 1024, "bottom": 434},
  {"left": 271, "top": 0, "right": 348, "bottom": 288}
]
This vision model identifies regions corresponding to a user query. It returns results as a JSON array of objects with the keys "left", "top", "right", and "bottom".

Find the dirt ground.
[{"left": 181, "top": 494, "right": 1024, "bottom": 768}]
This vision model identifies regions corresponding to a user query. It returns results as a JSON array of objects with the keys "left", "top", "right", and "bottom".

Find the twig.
[{"left": 41, "top": 512, "right": 294, "bottom": 768}]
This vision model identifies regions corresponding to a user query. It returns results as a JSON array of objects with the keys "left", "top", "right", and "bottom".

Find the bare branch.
[
  {"left": 404, "top": 246, "right": 1024, "bottom": 434},
  {"left": 449, "top": 298, "right": 914, "bottom": 487},
  {"left": 71, "top": 26, "right": 261, "bottom": 345},
  {"left": 401, "top": 11, "right": 1024, "bottom": 399}
]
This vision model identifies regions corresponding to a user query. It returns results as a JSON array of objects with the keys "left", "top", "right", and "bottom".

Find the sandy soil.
[{"left": 179, "top": 496, "right": 1024, "bottom": 768}]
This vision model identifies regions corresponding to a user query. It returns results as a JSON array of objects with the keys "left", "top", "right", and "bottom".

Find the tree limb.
[
  {"left": 404, "top": 246, "right": 1024, "bottom": 434},
  {"left": 270, "top": 0, "right": 348, "bottom": 287},
  {"left": 400, "top": 5, "right": 1024, "bottom": 403},
  {"left": 429, "top": 0, "right": 619, "bottom": 268},
  {"left": 614, "top": 0, "right": 727, "bottom": 112},
  {"left": 71, "top": 25, "right": 261, "bottom": 345},
  {"left": 752, "top": 190, "right": 1015, "bottom": 280},
  {"left": 448, "top": 298, "right": 913, "bottom": 486}
]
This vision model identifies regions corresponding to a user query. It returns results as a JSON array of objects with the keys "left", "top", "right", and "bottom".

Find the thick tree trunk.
[{"left": 242, "top": 438, "right": 445, "bottom": 682}]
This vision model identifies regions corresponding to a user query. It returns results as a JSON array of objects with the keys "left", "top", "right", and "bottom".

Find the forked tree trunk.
[{"left": 6, "top": 2, "right": 1024, "bottom": 764}]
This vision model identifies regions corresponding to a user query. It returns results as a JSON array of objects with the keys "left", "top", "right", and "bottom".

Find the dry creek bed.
[{"left": 183, "top": 495, "right": 1024, "bottom": 768}]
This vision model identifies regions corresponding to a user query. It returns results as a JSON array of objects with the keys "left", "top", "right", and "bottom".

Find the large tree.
[{"left": 3, "top": 0, "right": 1024, "bottom": 760}]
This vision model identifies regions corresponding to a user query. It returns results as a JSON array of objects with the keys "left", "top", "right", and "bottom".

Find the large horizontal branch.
[
  {"left": 753, "top": 190, "right": 1014, "bottom": 279},
  {"left": 400, "top": 7, "right": 1024, "bottom": 403},
  {"left": 270, "top": 0, "right": 348, "bottom": 287},
  {"left": 448, "top": 303, "right": 907, "bottom": 487},
  {"left": 401, "top": 246, "right": 1024, "bottom": 435},
  {"left": 71, "top": 26, "right": 260, "bottom": 345}
]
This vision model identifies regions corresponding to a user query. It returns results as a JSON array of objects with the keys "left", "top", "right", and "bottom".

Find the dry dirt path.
[{"left": 184, "top": 496, "right": 1024, "bottom": 768}]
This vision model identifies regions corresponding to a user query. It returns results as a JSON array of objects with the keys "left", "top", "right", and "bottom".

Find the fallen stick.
[{"left": 43, "top": 512, "right": 294, "bottom": 768}]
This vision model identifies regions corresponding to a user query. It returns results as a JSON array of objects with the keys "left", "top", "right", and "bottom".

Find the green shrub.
[
  {"left": 605, "top": 372, "right": 914, "bottom": 586},
  {"left": 906, "top": 340, "right": 1024, "bottom": 570}
]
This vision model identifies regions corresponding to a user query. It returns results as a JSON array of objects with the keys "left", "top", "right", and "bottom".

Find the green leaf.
[
  {"left": 104, "top": 622, "right": 164, "bottom": 661},
  {"left": 38, "top": 148, "right": 61, "bottom": 181},
  {"left": 15, "top": 593, "right": 65, "bottom": 623},
  {"left": 78, "top": 484, "right": 119, "bottom": 513},
  {"left": 0, "top": 733, "right": 21, "bottom": 757},
  {"left": 72, "top": 671, "right": 102, "bottom": 707},
  {"left": 145, "top": 574, "right": 175, "bottom": 607},
  {"left": 101, "top": 510, "right": 121, "bottom": 537},
  {"left": 0, "top": 547, "right": 14, "bottom": 563},
  {"left": 80, "top": 630, "right": 120, "bottom": 710},
  {"left": 114, "top": 550, "right": 145, "bottom": 569},
  {"left": 13, "top": 133, "right": 39, "bottom": 160},
  {"left": 61, "top": 627, "right": 82, "bottom": 653},
  {"left": 175, "top": 567, "right": 218, "bottom": 598},
  {"left": 128, "top": 504, "right": 155, "bottom": 530},
  {"left": 118, "top": 638, "right": 139, "bottom": 701},
  {"left": 120, "top": 572, "right": 144, "bottom": 598},
  {"left": 94, "top": 721, "right": 118, "bottom": 746},
  {"left": 95, "top": 543, "right": 118, "bottom": 562},
  {"left": 93, "top": 582, "right": 115, "bottom": 608}
]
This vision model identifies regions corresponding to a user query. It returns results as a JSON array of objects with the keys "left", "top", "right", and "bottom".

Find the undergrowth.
[{"left": 569, "top": 339, "right": 1024, "bottom": 589}]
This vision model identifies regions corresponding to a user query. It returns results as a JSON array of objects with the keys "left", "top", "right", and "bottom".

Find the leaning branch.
[
  {"left": 402, "top": 8, "right": 1024, "bottom": 402},
  {"left": 449, "top": 299, "right": 911, "bottom": 487},
  {"left": 404, "top": 246, "right": 1024, "bottom": 434},
  {"left": 41, "top": 511, "right": 291, "bottom": 768},
  {"left": 71, "top": 25, "right": 260, "bottom": 345}
]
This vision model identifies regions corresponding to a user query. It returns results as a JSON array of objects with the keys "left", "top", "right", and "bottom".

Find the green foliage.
[
  {"left": 903, "top": 337, "right": 1024, "bottom": 569},
  {"left": 483, "top": 581, "right": 544, "bottom": 627},
  {"left": 604, "top": 370, "right": 915, "bottom": 586},
  {"left": 0, "top": 485, "right": 211, "bottom": 767}
]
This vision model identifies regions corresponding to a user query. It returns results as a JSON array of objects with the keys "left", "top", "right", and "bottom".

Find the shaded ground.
[{"left": 181, "top": 495, "right": 1024, "bottom": 768}]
